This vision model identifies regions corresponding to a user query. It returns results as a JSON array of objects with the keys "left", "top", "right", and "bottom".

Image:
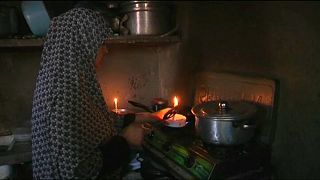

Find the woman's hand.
[
  {"left": 150, "top": 108, "right": 172, "bottom": 120},
  {"left": 134, "top": 108, "right": 172, "bottom": 122},
  {"left": 120, "top": 122, "right": 145, "bottom": 150},
  {"left": 121, "top": 108, "right": 173, "bottom": 149}
]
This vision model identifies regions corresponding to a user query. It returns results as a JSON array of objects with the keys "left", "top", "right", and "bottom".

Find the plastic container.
[{"left": 21, "top": 1, "right": 50, "bottom": 37}]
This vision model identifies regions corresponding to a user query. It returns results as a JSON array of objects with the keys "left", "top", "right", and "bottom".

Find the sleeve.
[{"left": 98, "top": 135, "right": 131, "bottom": 174}]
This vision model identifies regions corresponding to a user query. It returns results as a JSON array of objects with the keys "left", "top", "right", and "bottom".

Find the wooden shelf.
[
  {"left": 0, "top": 35, "right": 181, "bottom": 48},
  {"left": 0, "top": 38, "right": 44, "bottom": 48}
]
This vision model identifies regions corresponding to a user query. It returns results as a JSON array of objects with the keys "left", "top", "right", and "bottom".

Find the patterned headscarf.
[{"left": 31, "top": 8, "right": 115, "bottom": 179}]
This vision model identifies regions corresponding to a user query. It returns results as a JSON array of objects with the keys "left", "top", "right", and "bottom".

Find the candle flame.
[
  {"left": 114, "top": 98, "right": 118, "bottom": 112},
  {"left": 173, "top": 96, "right": 179, "bottom": 107}
]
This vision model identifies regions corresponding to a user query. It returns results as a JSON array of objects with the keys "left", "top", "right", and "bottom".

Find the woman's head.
[{"left": 42, "top": 8, "right": 112, "bottom": 66}]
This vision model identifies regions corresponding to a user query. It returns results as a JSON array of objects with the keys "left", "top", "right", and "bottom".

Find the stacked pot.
[{"left": 118, "top": 1, "right": 175, "bottom": 36}]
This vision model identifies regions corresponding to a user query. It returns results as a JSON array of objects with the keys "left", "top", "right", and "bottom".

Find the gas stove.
[{"left": 141, "top": 121, "right": 272, "bottom": 180}]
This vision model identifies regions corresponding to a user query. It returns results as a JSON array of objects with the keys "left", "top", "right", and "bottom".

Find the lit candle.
[
  {"left": 172, "top": 96, "right": 179, "bottom": 121},
  {"left": 173, "top": 96, "right": 179, "bottom": 107},
  {"left": 165, "top": 113, "right": 186, "bottom": 128},
  {"left": 114, "top": 98, "right": 118, "bottom": 113}
]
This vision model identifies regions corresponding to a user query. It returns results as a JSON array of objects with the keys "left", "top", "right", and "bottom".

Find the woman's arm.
[
  {"left": 134, "top": 108, "right": 172, "bottom": 123},
  {"left": 97, "top": 110, "right": 168, "bottom": 177},
  {"left": 99, "top": 135, "right": 131, "bottom": 173},
  {"left": 98, "top": 117, "right": 146, "bottom": 176}
]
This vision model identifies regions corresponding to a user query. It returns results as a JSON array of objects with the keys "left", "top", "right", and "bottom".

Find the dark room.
[{"left": 0, "top": 1, "right": 319, "bottom": 179}]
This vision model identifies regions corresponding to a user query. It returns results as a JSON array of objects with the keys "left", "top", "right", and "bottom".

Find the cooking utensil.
[
  {"left": 21, "top": 1, "right": 50, "bottom": 37},
  {"left": 191, "top": 100, "right": 257, "bottom": 145},
  {"left": 151, "top": 98, "right": 169, "bottom": 112},
  {"left": 162, "top": 108, "right": 177, "bottom": 120},
  {"left": 128, "top": 100, "right": 153, "bottom": 113},
  {"left": 119, "top": 1, "right": 175, "bottom": 36}
]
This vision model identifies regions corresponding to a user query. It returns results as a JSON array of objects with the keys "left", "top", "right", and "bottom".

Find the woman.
[{"left": 31, "top": 8, "right": 146, "bottom": 179}]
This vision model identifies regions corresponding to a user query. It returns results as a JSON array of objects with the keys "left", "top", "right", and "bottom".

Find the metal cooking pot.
[
  {"left": 119, "top": 1, "right": 174, "bottom": 36},
  {"left": 191, "top": 100, "right": 257, "bottom": 145}
]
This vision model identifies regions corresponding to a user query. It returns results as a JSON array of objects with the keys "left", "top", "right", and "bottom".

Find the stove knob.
[
  {"left": 185, "top": 155, "right": 195, "bottom": 168},
  {"left": 162, "top": 142, "right": 172, "bottom": 152}
]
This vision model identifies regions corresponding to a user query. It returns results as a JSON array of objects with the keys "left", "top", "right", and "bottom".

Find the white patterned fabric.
[{"left": 31, "top": 8, "right": 116, "bottom": 179}]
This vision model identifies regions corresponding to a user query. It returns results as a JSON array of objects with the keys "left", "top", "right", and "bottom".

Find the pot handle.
[
  {"left": 242, "top": 124, "right": 256, "bottom": 129},
  {"left": 128, "top": 100, "right": 153, "bottom": 113},
  {"left": 158, "top": 24, "right": 179, "bottom": 37},
  {"left": 232, "top": 121, "right": 256, "bottom": 129},
  {"left": 119, "top": 14, "right": 129, "bottom": 35}
]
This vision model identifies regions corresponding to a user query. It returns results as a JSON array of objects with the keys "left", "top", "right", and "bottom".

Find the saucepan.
[
  {"left": 128, "top": 98, "right": 169, "bottom": 113},
  {"left": 128, "top": 100, "right": 153, "bottom": 113},
  {"left": 191, "top": 100, "right": 257, "bottom": 145}
]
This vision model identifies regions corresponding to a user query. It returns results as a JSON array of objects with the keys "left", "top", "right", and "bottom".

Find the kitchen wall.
[
  {"left": 0, "top": 45, "right": 182, "bottom": 129},
  {"left": 180, "top": 1, "right": 320, "bottom": 179},
  {"left": 97, "top": 44, "right": 182, "bottom": 109},
  {"left": 0, "top": 48, "right": 40, "bottom": 130}
]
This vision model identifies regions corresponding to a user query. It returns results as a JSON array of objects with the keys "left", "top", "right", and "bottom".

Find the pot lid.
[{"left": 191, "top": 100, "right": 257, "bottom": 121}]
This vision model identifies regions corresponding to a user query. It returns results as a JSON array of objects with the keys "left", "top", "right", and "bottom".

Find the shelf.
[
  {"left": 0, "top": 38, "right": 44, "bottom": 48},
  {"left": 0, "top": 35, "right": 180, "bottom": 48}
]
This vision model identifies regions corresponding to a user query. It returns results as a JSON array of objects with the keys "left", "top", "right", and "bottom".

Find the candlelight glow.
[
  {"left": 173, "top": 96, "right": 179, "bottom": 107},
  {"left": 165, "top": 113, "right": 186, "bottom": 128},
  {"left": 114, "top": 98, "right": 118, "bottom": 112}
]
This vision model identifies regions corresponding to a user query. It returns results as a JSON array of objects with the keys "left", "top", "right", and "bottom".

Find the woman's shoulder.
[
  {"left": 53, "top": 7, "right": 100, "bottom": 20},
  {"left": 70, "top": 7, "right": 101, "bottom": 16}
]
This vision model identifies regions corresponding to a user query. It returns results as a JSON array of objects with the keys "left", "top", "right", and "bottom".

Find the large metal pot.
[
  {"left": 191, "top": 100, "right": 257, "bottom": 145},
  {"left": 119, "top": 1, "right": 174, "bottom": 36}
]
